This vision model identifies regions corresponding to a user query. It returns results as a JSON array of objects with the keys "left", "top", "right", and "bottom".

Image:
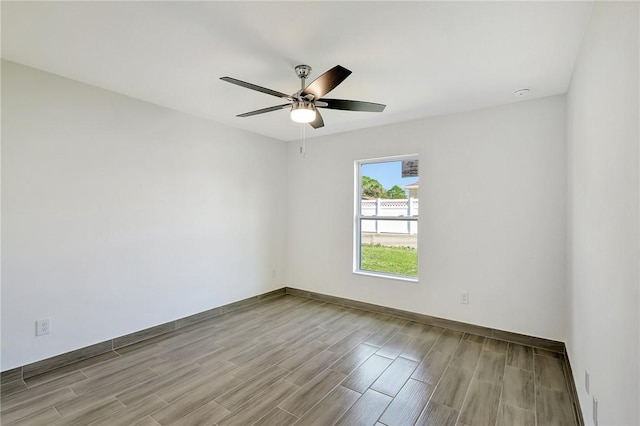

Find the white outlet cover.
[
  {"left": 36, "top": 318, "right": 50, "bottom": 336},
  {"left": 593, "top": 396, "right": 598, "bottom": 426}
]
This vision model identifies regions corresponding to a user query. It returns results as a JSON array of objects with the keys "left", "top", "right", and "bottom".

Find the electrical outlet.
[
  {"left": 585, "top": 369, "right": 590, "bottom": 394},
  {"left": 272, "top": 269, "right": 277, "bottom": 278},
  {"left": 461, "top": 292, "right": 469, "bottom": 304},
  {"left": 36, "top": 318, "right": 50, "bottom": 336},
  {"left": 592, "top": 396, "right": 598, "bottom": 426}
]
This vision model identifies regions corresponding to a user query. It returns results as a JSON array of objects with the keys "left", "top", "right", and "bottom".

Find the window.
[{"left": 355, "top": 156, "right": 419, "bottom": 281}]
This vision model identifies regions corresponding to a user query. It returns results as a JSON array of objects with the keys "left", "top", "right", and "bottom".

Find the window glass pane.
[
  {"left": 360, "top": 219, "right": 418, "bottom": 277},
  {"left": 356, "top": 157, "right": 418, "bottom": 279},
  {"left": 361, "top": 161, "right": 418, "bottom": 207}
]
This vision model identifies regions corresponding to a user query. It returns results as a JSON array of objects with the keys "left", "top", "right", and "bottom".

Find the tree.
[
  {"left": 362, "top": 176, "right": 385, "bottom": 198},
  {"left": 386, "top": 185, "right": 407, "bottom": 199}
]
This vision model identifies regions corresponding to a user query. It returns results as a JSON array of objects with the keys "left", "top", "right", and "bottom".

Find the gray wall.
[
  {"left": 286, "top": 95, "right": 567, "bottom": 342},
  {"left": 1, "top": 61, "right": 288, "bottom": 370},
  {"left": 566, "top": 2, "right": 640, "bottom": 425}
]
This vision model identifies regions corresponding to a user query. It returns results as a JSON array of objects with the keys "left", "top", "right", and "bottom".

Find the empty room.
[{"left": 1, "top": 1, "right": 638, "bottom": 426}]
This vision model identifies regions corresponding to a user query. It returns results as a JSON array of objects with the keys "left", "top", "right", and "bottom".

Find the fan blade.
[
  {"left": 237, "top": 103, "right": 291, "bottom": 117},
  {"left": 309, "top": 110, "right": 325, "bottom": 129},
  {"left": 301, "top": 66, "right": 352, "bottom": 100},
  {"left": 221, "top": 77, "right": 292, "bottom": 100},
  {"left": 318, "top": 98, "right": 386, "bottom": 112}
]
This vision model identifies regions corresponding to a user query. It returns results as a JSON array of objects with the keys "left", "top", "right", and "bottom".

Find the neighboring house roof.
[{"left": 404, "top": 181, "right": 419, "bottom": 189}]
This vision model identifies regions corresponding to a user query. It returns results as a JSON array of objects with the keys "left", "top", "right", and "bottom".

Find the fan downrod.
[{"left": 294, "top": 65, "right": 312, "bottom": 92}]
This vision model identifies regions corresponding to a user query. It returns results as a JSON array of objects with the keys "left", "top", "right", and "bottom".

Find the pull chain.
[{"left": 300, "top": 124, "right": 306, "bottom": 158}]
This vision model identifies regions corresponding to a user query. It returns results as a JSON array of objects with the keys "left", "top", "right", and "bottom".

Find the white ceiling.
[{"left": 2, "top": 1, "right": 593, "bottom": 142}]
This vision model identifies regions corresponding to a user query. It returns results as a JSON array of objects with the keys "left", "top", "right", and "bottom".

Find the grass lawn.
[{"left": 361, "top": 244, "right": 418, "bottom": 276}]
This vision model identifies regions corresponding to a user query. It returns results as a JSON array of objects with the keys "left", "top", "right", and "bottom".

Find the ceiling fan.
[{"left": 220, "top": 65, "right": 386, "bottom": 129}]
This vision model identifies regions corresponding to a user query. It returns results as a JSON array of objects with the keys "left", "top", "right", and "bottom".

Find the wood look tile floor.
[{"left": 0, "top": 295, "right": 578, "bottom": 426}]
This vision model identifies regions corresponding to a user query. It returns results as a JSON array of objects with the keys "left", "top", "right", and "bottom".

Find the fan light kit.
[
  {"left": 290, "top": 102, "right": 316, "bottom": 123},
  {"left": 221, "top": 64, "right": 386, "bottom": 129}
]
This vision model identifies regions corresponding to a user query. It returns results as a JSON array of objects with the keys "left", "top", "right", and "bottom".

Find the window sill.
[{"left": 353, "top": 270, "right": 419, "bottom": 283}]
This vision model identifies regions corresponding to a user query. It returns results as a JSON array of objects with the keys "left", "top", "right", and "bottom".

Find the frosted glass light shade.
[{"left": 291, "top": 103, "right": 316, "bottom": 123}]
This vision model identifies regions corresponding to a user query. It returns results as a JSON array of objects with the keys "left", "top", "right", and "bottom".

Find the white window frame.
[{"left": 354, "top": 154, "right": 419, "bottom": 282}]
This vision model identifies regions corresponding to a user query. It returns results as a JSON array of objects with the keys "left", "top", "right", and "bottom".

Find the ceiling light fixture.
[
  {"left": 514, "top": 88, "right": 530, "bottom": 98},
  {"left": 221, "top": 64, "right": 385, "bottom": 130},
  {"left": 290, "top": 101, "right": 317, "bottom": 124}
]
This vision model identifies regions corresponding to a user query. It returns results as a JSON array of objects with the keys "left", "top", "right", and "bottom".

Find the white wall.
[
  {"left": 286, "top": 95, "right": 567, "bottom": 341},
  {"left": 1, "top": 60, "right": 287, "bottom": 370},
  {"left": 566, "top": 2, "right": 640, "bottom": 425}
]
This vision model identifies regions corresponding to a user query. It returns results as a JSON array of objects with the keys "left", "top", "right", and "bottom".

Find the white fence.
[{"left": 361, "top": 198, "right": 418, "bottom": 234}]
